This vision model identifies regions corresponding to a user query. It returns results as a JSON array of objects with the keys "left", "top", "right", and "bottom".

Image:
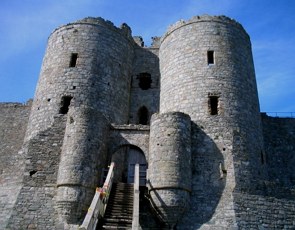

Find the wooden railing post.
[
  {"left": 79, "top": 162, "right": 115, "bottom": 230},
  {"left": 132, "top": 163, "right": 140, "bottom": 230}
]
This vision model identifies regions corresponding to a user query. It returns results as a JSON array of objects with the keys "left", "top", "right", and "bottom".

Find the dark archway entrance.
[{"left": 111, "top": 145, "right": 147, "bottom": 186}]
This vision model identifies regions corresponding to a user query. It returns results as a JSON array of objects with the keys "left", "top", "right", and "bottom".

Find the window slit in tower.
[
  {"left": 209, "top": 96, "right": 218, "bottom": 115},
  {"left": 207, "top": 50, "right": 214, "bottom": 65},
  {"left": 138, "top": 106, "right": 149, "bottom": 125},
  {"left": 69, "top": 53, "right": 78, "bottom": 67},
  {"left": 59, "top": 96, "right": 72, "bottom": 114},
  {"left": 261, "top": 151, "right": 265, "bottom": 164}
]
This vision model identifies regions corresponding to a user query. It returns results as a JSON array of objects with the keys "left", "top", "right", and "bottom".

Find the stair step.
[
  {"left": 108, "top": 200, "right": 133, "bottom": 207},
  {"left": 100, "top": 182, "right": 135, "bottom": 229},
  {"left": 105, "top": 210, "right": 133, "bottom": 215},
  {"left": 114, "top": 184, "right": 133, "bottom": 188},
  {"left": 102, "top": 225, "right": 131, "bottom": 229},
  {"left": 105, "top": 211, "right": 133, "bottom": 216},
  {"left": 104, "top": 214, "right": 132, "bottom": 218},
  {"left": 106, "top": 202, "right": 133, "bottom": 206},
  {"left": 105, "top": 208, "right": 133, "bottom": 213},
  {"left": 105, "top": 216, "right": 132, "bottom": 223},
  {"left": 108, "top": 196, "right": 133, "bottom": 200}
]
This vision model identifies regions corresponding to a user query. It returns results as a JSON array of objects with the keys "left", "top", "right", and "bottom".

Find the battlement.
[
  {"left": 161, "top": 15, "right": 248, "bottom": 43},
  {"left": 50, "top": 17, "right": 134, "bottom": 43}
]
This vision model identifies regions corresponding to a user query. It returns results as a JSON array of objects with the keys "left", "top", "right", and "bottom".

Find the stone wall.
[
  {"left": 56, "top": 107, "right": 109, "bottom": 225},
  {"left": 6, "top": 114, "right": 67, "bottom": 229},
  {"left": 234, "top": 192, "right": 295, "bottom": 229},
  {"left": 1, "top": 15, "right": 295, "bottom": 229},
  {"left": 178, "top": 121, "right": 236, "bottom": 229},
  {"left": 0, "top": 102, "right": 31, "bottom": 227},
  {"left": 129, "top": 45, "right": 160, "bottom": 125},
  {"left": 109, "top": 124, "right": 150, "bottom": 159},
  {"left": 261, "top": 114, "right": 295, "bottom": 190},
  {"left": 148, "top": 112, "right": 191, "bottom": 228}
]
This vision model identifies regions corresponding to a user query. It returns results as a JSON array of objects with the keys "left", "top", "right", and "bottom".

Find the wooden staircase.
[{"left": 98, "top": 182, "right": 134, "bottom": 229}]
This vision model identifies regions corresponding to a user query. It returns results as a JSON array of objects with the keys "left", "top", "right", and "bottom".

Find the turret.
[
  {"left": 24, "top": 17, "right": 135, "bottom": 224},
  {"left": 25, "top": 17, "right": 135, "bottom": 141},
  {"left": 147, "top": 15, "right": 266, "bottom": 227},
  {"left": 148, "top": 112, "right": 191, "bottom": 228},
  {"left": 159, "top": 14, "right": 265, "bottom": 192}
]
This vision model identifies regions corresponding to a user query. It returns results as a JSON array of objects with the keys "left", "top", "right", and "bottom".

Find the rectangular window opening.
[
  {"left": 207, "top": 50, "right": 214, "bottom": 65},
  {"left": 209, "top": 96, "right": 218, "bottom": 115},
  {"left": 59, "top": 96, "right": 72, "bottom": 114},
  {"left": 69, "top": 53, "right": 78, "bottom": 67}
]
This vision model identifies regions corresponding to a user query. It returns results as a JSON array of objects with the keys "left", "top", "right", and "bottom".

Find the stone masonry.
[{"left": 0, "top": 15, "right": 294, "bottom": 229}]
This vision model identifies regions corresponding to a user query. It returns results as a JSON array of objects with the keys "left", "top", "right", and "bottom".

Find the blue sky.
[{"left": 0, "top": 0, "right": 294, "bottom": 113}]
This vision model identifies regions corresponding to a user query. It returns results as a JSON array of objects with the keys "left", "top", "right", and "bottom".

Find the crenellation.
[{"left": 0, "top": 15, "right": 294, "bottom": 229}]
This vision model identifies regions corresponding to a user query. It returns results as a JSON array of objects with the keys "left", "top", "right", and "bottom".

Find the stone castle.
[{"left": 0, "top": 15, "right": 295, "bottom": 229}]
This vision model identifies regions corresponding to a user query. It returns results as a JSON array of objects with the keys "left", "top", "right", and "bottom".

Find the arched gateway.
[
  {"left": 111, "top": 145, "right": 147, "bottom": 186},
  {"left": 108, "top": 124, "right": 150, "bottom": 186}
]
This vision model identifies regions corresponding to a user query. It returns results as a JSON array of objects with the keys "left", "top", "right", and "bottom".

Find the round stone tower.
[
  {"left": 25, "top": 17, "right": 134, "bottom": 140},
  {"left": 24, "top": 17, "right": 135, "bottom": 224},
  {"left": 150, "top": 15, "right": 266, "bottom": 227},
  {"left": 160, "top": 15, "right": 260, "bottom": 123},
  {"left": 148, "top": 112, "right": 191, "bottom": 228}
]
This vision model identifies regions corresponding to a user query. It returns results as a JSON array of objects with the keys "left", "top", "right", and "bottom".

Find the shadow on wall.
[
  {"left": 179, "top": 122, "right": 226, "bottom": 228},
  {"left": 110, "top": 145, "right": 147, "bottom": 184}
]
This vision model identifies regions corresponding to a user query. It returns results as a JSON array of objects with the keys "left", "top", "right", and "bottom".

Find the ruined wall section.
[
  {"left": 6, "top": 115, "right": 67, "bottom": 229},
  {"left": 0, "top": 102, "right": 31, "bottom": 227},
  {"left": 26, "top": 17, "right": 135, "bottom": 140},
  {"left": 0, "top": 102, "right": 31, "bottom": 186},
  {"left": 129, "top": 38, "right": 160, "bottom": 125}
]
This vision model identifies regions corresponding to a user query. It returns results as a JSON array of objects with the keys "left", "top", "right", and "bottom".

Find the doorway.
[{"left": 111, "top": 145, "right": 147, "bottom": 186}]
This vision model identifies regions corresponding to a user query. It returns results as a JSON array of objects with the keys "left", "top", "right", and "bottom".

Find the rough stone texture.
[
  {"left": 234, "top": 193, "right": 295, "bottom": 229},
  {"left": 6, "top": 114, "right": 66, "bottom": 229},
  {"left": 148, "top": 112, "right": 191, "bottom": 228},
  {"left": 0, "top": 15, "right": 295, "bottom": 229},
  {"left": 159, "top": 15, "right": 265, "bottom": 190},
  {"left": 261, "top": 114, "right": 295, "bottom": 190},
  {"left": 0, "top": 102, "right": 31, "bottom": 228},
  {"left": 109, "top": 124, "right": 150, "bottom": 159},
  {"left": 25, "top": 17, "right": 135, "bottom": 141},
  {"left": 56, "top": 107, "right": 109, "bottom": 225},
  {"left": 129, "top": 44, "right": 160, "bottom": 125}
]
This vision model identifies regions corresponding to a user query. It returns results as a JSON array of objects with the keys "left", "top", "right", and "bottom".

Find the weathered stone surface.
[
  {"left": 0, "top": 102, "right": 31, "bottom": 228},
  {"left": 0, "top": 15, "right": 294, "bottom": 229}
]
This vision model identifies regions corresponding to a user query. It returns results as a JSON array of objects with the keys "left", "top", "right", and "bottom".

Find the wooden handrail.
[
  {"left": 79, "top": 162, "right": 115, "bottom": 230},
  {"left": 132, "top": 163, "right": 140, "bottom": 230}
]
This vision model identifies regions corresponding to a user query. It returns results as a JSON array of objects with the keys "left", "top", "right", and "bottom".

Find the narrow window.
[
  {"left": 261, "top": 151, "right": 265, "bottom": 164},
  {"left": 137, "top": 73, "right": 152, "bottom": 90},
  {"left": 59, "top": 96, "right": 72, "bottom": 114},
  {"left": 207, "top": 50, "right": 214, "bottom": 65},
  {"left": 209, "top": 96, "right": 218, "bottom": 115},
  {"left": 138, "top": 106, "right": 149, "bottom": 125},
  {"left": 69, "top": 53, "right": 78, "bottom": 67}
]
